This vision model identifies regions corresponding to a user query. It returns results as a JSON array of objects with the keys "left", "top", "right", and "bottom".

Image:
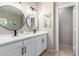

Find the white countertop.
[{"left": 0, "top": 31, "right": 47, "bottom": 46}]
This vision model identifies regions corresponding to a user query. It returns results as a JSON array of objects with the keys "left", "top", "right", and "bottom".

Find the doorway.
[
  {"left": 59, "top": 6, "right": 73, "bottom": 55},
  {"left": 56, "top": 4, "right": 77, "bottom": 56}
]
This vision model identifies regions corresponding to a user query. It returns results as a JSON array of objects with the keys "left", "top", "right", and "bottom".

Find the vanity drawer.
[
  {"left": 0, "top": 41, "right": 23, "bottom": 53},
  {"left": 24, "top": 37, "right": 36, "bottom": 45},
  {"left": 42, "top": 34, "right": 47, "bottom": 39}
]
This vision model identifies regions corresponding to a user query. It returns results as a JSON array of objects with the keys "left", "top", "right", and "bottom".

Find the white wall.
[
  {"left": 77, "top": 2, "right": 79, "bottom": 55},
  {"left": 38, "top": 2, "right": 54, "bottom": 50},
  {"left": 0, "top": 2, "right": 38, "bottom": 35}
]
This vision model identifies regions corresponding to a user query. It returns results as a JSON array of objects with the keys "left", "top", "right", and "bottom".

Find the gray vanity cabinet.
[
  {"left": 0, "top": 34, "right": 47, "bottom": 56},
  {"left": 23, "top": 34, "right": 47, "bottom": 56},
  {"left": 0, "top": 41, "right": 23, "bottom": 56}
]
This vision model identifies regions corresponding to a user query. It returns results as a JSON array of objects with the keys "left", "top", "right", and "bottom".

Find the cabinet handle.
[
  {"left": 42, "top": 39, "right": 44, "bottom": 43},
  {"left": 24, "top": 47, "right": 26, "bottom": 53},
  {"left": 21, "top": 48, "right": 24, "bottom": 55}
]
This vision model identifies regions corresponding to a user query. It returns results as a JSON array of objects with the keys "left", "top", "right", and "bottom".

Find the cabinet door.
[
  {"left": 24, "top": 38, "right": 36, "bottom": 56},
  {"left": 36, "top": 34, "right": 47, "bottom": 55},
  {"left": 6, "top": 48, "right": 23, "bottom": 56},
  {"left": 0, "top": 41, "right": 23, "bottom": 56},
  {"left": 36, "top": 36, "right": 42, "bottom": 55},
  {"left": 41, "top": 34, "right": 47, "bottom": 51}
]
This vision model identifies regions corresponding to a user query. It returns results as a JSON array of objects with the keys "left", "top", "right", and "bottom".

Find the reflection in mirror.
[
  {"left": 43, "top": 14, "right": 51, "bottom": 28},
  {"left": 0, "top": 5, "right": 24, "bottom": 30},
  {"left": 31, "top": 17, "right": 35, "bottom": 28},
  {"left": 0, "top": 18, "right": 7, "bottom": 26},
  {"left": 0, "top": 5, "right": 24, "bottom": 36},
  {"left": 26, "top": 14, "right": 39, "bottom": 33}
]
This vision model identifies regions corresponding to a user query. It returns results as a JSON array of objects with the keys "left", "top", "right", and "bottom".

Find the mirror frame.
[
  {"left": 0, "top": 5, "right": 24, "bottom": 31},
  {"left": 26, "top": 14, "right": 39, "bottom": 30}
]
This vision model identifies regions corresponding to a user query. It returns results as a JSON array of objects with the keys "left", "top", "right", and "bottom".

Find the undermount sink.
[
  {"left": 0, "top": 31, "right": 47, "bottom": 45},
  {"left": 12, "top": 32, "right": 33, "bottom": 38},
  {"left": 0, "top": 31, "right": 47, "bottom": 41}
]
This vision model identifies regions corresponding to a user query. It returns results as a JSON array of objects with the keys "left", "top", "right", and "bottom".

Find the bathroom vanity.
[
  {"left": 0, "top": 5, "right": 47, "bottom": 56},
  {"left": 0, "top": 31, "right": 47, "bottom": 56}
]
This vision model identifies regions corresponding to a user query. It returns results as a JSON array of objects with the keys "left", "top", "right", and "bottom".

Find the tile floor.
[{"left": 41, "top": 46, "right": 73, "bottom": 56}]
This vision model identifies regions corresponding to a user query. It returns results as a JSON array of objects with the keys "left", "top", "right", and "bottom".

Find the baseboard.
[
  {"left": 47, "top": 49, "right": 55, "bottom": 52},
  {"left": 60, "top": 44, "right": 73, "bottom": 48}
]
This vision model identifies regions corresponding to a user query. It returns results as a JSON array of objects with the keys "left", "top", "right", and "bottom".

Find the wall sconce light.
[
  {"left": 30, "top": 6, "right": 37, "bottom": 11},
  {"left": 18, "top": 2, "right": 22, "bottom": 4}
]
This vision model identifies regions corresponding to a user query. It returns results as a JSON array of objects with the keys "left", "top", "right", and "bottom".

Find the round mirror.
[
  {"left": 26, "top": 14, "right": 39, "bottom": 30},
  {"left": 0, "top": 5, "right": 24, "bottom": 31}
]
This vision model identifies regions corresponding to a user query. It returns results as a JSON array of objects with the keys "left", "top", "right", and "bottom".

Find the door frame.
[{"left": 56, "top": 3, "right": 78, "bottom": 56}]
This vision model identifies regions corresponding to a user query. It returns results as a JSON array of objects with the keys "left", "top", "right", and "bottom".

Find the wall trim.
[
  {"left": 59, "top": 44, "right": 73, "bottom": 49},
  {"left": 47, "top": 49, "right": 55, "bottom": 52}
]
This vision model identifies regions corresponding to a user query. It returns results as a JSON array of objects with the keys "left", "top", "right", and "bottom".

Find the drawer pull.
[
  {"left": 42, "top": 39, "right": 44, "bottom": 43},
  {"left": 24, "top": 47, "right": 26, "bottom": 53},
  {"left": 21, "top": 48, "right": 24, "bottom": 55}
]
